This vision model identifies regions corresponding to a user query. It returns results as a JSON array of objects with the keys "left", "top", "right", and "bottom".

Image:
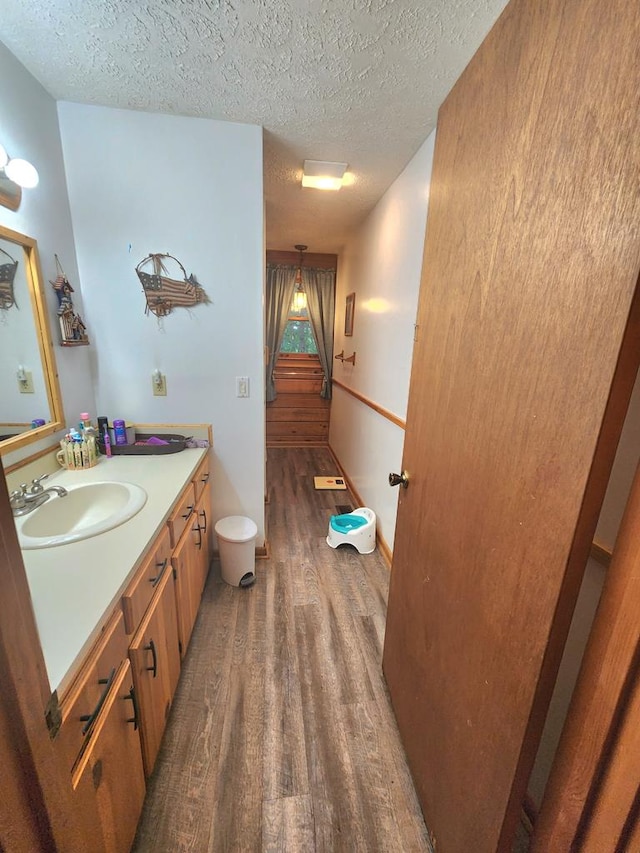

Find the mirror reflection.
[{"left": 0, "top": 225, "right": 64, "bottom": 451}]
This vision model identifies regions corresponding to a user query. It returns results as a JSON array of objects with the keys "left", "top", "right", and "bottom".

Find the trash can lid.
[{"left": 214, "top": 515, "right": 258, "bottom": 543}]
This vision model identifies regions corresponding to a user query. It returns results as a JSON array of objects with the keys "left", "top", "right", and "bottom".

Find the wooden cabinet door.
[
  {"left": 171, "top": 524, "right": 200, "bottom": 657},
  {"left": 382, "top": 1, "right": 640, "bottom": 851},
  {"left": 194, "top": 482, "right": 212, "bottom": 596},
  {"left": 122, "top": 526, "right": 172, "bottom": 635},
  {"left": 193, "top": 453, "right": 211, "bottom": 503},
  {"left": 168, "top": 483, "right": 196, "bottom": 548},
  {"left": 57, "top": 609, "right": 129, "bottom": 774},
  {"left": 129, "top": 568, "right": 181, "bottom": 776},
  {"left": 72, "top": 660, "right": 145, "bottom": 853}
]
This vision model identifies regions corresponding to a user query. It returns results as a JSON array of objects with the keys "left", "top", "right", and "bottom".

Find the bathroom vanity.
[{"left": 16, "top": 445, "right": 211, "bottom": 853}]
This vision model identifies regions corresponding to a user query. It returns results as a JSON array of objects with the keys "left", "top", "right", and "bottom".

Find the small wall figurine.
[{"left": 50, "top": 254, "right": 89, "bottom": 345}]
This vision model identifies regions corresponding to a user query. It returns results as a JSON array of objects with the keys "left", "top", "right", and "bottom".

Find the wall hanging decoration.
[
  {"left": 0, "top": 244, "right": 18, "bottom": 311},
  {"left": 135, "top": 252, "right": 210, "bottom": 318},
  {"left": 50, "top": 254, "right": 89, "bottom": 346}
]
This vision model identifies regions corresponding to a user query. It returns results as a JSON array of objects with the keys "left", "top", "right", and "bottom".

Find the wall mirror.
[{"left": 0, "top": 224, "right": 64, "bottom": 454}]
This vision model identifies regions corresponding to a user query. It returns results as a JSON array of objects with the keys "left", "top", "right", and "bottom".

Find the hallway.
[{"left": 133, "top": 446, "right": 431, "bottom": 852}]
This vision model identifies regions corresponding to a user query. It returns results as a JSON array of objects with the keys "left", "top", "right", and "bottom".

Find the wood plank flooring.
[{"left": 133, "top": 447, "right": 432, "bottom": 852}]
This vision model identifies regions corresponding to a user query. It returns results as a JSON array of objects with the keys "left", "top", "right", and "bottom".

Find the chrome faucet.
[{"left": 10, "top": 473, "right": 68, "bottom": 516}]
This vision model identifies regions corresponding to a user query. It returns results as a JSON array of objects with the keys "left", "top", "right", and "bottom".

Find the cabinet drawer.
[
  {"left": 56, "top": 608, "right": 129, "bottom": 773},
  {"left": 193, "top": 454, "right": 211, "bottom": 503},
  {"left": 168, "top": 482, "right": 196, "bottom": 548},
  {"left": 122, "top": 526, "right": 171, "bottom": 635}
]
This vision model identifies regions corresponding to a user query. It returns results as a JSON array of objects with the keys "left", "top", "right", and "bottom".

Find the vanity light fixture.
[
  {"left": 0, "top": 143, "right": 39, "bottom": 188},
  {"left": 301, "top": 160, "right": 347, "bottom": 191}
]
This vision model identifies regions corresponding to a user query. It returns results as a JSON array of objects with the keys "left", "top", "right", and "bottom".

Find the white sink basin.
[{"left": 17, "top": 481, "right": 147, "bottom": 549}]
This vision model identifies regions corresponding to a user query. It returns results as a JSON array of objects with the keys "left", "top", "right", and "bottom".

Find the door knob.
[{"left": 389, "top": 471, "right": 409, "bottom": 489}]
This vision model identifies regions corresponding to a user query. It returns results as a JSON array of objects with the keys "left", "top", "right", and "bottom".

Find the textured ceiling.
[{"left": 0, "top": 0, "right": 508, "bottom": 253}]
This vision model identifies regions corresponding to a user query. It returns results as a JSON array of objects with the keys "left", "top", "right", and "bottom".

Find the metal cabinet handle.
[
  {"left": 389, "top": 471, "right": 409, "bottom": 489},
  {"left": 199, "top": 508, "right": 207, "bottom": 533},
  {"left": 124, "top": 685, "right": 139, "bottom": 730},
  {"left": 201, "top": 472, "right": 209, "bottom": 484},
  {"left": 181, "top": 505, "right": 194, "bottom": 520},
  {"left": 149, "top": 557, "right": 168, "bottom": 587},
  {"left": 79, "top": 667, "right": 116, "bottom": 734},
  {"left": 144, "top": 639, "right": 158, "bottom": 678},
  {"left": 193, "top": 522, "right": 203, "bottom": 550}
]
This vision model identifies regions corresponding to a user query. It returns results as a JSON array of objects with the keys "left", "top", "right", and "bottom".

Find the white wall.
[
  {"left": 57, "top": 103, "right": 266, "bottom": 542},
  {"left": 330, "top": 131, "right": 435, "bottom": 551},
  {"left": 0, "top": 42, "right": 95, "bottom": 468}
]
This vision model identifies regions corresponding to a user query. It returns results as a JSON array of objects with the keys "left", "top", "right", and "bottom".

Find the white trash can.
[{"left": 214, "top": 516, "right": 257, "bottom": 587}]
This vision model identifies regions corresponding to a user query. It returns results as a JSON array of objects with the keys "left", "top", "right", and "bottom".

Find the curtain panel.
[
  {"left": 302, "top": 267, "right": 336, "bottom": 400},
  {"left": 265, "top": 264, "right": 296, "bottom": 402}
]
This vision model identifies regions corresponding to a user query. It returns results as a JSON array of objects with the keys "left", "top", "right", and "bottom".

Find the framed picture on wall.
[{"left": 345, "top": 292, "right": 355, "bottom": 336}]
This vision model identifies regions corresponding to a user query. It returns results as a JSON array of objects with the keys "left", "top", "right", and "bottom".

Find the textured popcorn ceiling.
[{"left": 0, "top": 0, "right": 508, "bottom": 253}]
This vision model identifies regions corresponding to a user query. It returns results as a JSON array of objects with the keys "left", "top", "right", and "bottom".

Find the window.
[{"left": 280, "top": 305, "right": 318, "bottom": 354}]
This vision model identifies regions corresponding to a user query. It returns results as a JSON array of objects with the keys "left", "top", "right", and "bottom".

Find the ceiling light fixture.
[
  {"left": 292, "top": 244, "right": 308, "bottom": 312},
  {"left": 302, "top": 160, "right": 347, "bottom": 191},
  {"left": 0, "top": 143, "right": 39, "bottom": 188}
]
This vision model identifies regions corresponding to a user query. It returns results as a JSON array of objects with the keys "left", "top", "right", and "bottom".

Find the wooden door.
[
  {"left": 382, "top": 1, "right": 640, "bottom": 851},
  {"left": 0, "top": 470, "right": 95, "bottom": 851},
  {"left": 129, "top": 568, "right": 181, "bottom": 776}
]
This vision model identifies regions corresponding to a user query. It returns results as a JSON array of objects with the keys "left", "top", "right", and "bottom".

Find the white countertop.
[{"left": 20, "top": 448, "right": 206, "bottom": 692}]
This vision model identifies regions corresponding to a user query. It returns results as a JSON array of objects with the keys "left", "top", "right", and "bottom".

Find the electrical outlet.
[
  {"left": 152, "top": 371, "right": 167, "bottom": 396},
  {"left": 236, "top": 376, "right": 250, "bottom": 398},
  {"left": 18, "top": 371, "right": 34, "bottom": 394}
]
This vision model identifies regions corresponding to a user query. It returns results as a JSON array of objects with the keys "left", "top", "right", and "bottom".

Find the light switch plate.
[
  {"left": 236, "top": 376, "right": 250, "bottom": 398},
  {"left": 152, "top": 372, "right": 167, "bottom": 396},
  {"left": 18, "top": 371, "right": 34, "bottom": 394}
]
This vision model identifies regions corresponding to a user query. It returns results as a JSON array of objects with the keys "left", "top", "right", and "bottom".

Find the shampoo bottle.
[{"left": 113, "top": 419, "right": 127, "bottom": 446}]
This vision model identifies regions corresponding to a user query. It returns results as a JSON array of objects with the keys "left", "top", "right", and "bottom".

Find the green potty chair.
[{"left": 326, "top": 507, "right": 376, "bottom": 554}]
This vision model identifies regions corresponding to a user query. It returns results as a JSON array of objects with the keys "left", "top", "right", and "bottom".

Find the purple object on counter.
[{"left": 145, "top": 436, "right": 169, "bottom": 445}]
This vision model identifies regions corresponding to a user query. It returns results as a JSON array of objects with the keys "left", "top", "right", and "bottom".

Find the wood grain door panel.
[{"left": 383, "top": 0, "right": 640, "bottom": 850}]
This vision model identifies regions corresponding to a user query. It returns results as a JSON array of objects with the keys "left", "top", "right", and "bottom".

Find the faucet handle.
[
  {"left": 10, "top": 490, "right": 27, "bottom": 510},
  {"left": 29, "top": 473, "right": 49, "bottom": 495}
]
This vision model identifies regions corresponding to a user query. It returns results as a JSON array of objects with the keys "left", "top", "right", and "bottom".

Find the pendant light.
[{"left": 292, "top": 244, "right": 308, "bottom": 312}]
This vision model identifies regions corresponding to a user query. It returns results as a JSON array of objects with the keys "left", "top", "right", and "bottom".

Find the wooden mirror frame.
[{"left": 0, "top": 224, "right": 64, "bottom": 454}]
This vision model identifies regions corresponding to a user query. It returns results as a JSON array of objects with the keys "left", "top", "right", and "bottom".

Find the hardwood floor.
[{"left": 133, "top": 447, "right": 431, "bottom": 852}]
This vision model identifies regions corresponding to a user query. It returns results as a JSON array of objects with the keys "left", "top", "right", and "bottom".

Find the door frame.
[{"left": 534, "top": 441, "right": 640, "bottom": 847}]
